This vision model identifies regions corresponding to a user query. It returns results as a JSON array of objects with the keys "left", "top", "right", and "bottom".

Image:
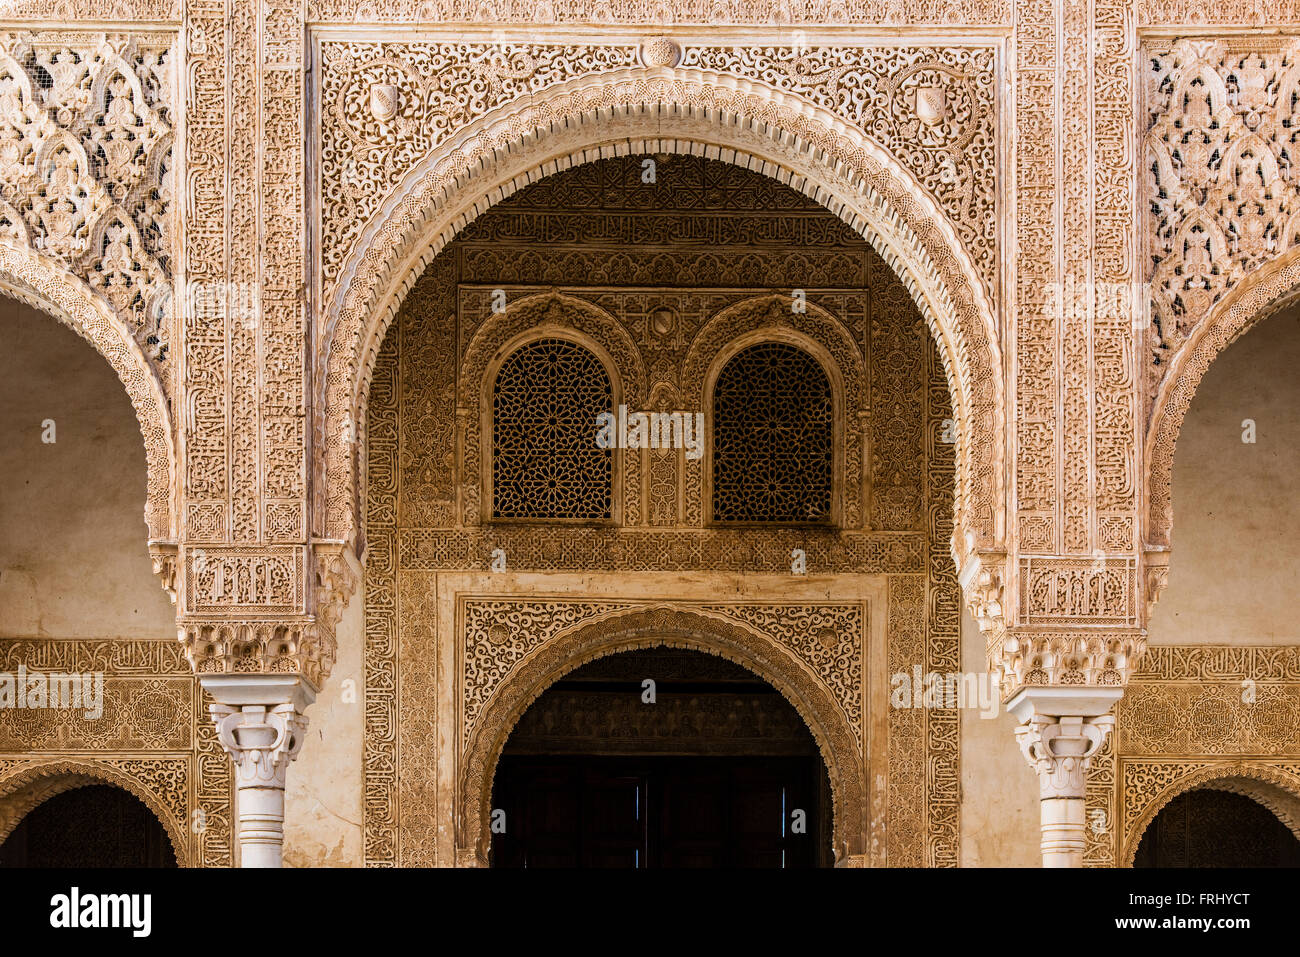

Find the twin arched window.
[{"left": 490, "top": 337, "right": 833, "bottom": 524}]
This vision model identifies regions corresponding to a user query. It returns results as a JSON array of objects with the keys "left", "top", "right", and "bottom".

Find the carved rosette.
[{"left": 639, "top": 36, "right": 681, "bottom": 68}]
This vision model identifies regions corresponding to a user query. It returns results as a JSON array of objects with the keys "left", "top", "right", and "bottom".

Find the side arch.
[
  {"left": 459, "top": 605, "right": 866, "bottom": 866},
  {"left": 319, "top": 69, "right": 1004, "bottom": 569},
  {"left": 1122, "top": 763, "right": 1300, "bottom": 866},
  {"left": 0, "top": 760, "right": 188, "bottom": 866},
  {"left": 1146, "top": 246, "right": 1300, "bottom": 549},
  {"left": 0, "top": 240, "right": 176, "bottom": 543}
]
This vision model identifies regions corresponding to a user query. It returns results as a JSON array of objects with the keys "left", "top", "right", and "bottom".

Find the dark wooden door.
[{"left": 492, "top": 755, "right": 820, "bottom": 868}]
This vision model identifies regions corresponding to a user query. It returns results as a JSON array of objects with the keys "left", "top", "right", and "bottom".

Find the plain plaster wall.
[
  {"left": 283, "top": 549, "right": 365, "bottom": 867},
  {"left": 0, "top": 297, "right": 173, "bottom": 640},
  {"left": 1149, "top": 304, "right": 1300, "bottom": 645},
  {"left": 958, "top": 605, "right": 1040, "bottom": 866}
]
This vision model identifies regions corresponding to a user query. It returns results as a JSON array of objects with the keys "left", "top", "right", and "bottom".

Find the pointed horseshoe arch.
[
  {"left": 318, "top": 68, "right": 1005, "bottom": 571},
  {"left": 0, "top": 241, "right": 176, "bottom": 543},
  {"left": 458, "top": 606, "right": 866, "bottom": 866},
  {"left": 1122, "top": 763, "right": 1300, "bottom": 867},
  {"left": 0, "top": 760, "right": 188, "bottom": 866}
]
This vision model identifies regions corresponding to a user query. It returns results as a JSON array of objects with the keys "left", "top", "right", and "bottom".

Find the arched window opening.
[
  {"left": 492, "top": 337, "right": 613, "bottom": 520},
  {"left": 1134, "top": 788, "right": 1300, "bottom": 867},
  {"left": 712, "top": 342, "right": 833, "bottom": 524},
  {"left": 0, "top": 784, "right": 176, "bottom": 868}
]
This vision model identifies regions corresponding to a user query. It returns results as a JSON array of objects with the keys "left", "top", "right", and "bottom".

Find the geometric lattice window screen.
[
  {"left": 492, "top": 337, "right": 613, "bottom": 520},
  {"left": 712, "top": 342, "right": 833, "bottom": 523}
]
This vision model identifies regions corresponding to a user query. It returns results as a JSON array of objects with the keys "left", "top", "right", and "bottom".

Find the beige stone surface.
[
  {"left": 959, "top": 607, "right": 1040, "bottom": 866},
  {"left": 0, "top": 298, "right": 173, "bottom": 641},
  {"left": 284, "top": 548, "right": 365, "bottom": 867},
  {"left": 1150, "top": 304, "right": 1300, "bottom": 646}
]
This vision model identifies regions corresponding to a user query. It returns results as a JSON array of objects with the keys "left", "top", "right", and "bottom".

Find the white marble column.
[
  {"left": 201, "top": 675, "right": 314, "bottom": 868},
  {"left": 1007, "top": 688, "right": 1122, "bottom": 868}
]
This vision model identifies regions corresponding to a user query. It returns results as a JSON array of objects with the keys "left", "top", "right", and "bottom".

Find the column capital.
[
  {"left": 201, "top": 675, "right": 314, "bottom": 784},
  {"left": 1006, "top": 688, "right": 1121, "bottom": 867},
  {"left": 200, "top": 675, "right": 315, "bottom": 868},
  {"left": 1012, "top": 710, "right": 1116, "bottom": 800}
]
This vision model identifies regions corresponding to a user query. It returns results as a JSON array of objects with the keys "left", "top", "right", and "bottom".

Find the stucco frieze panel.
[
  {"left": 307, "top": 0, "right": 1010, "bottom": 25},
  {"left": 1084, "top": 645, "right": 1300, "bottom": 867}
]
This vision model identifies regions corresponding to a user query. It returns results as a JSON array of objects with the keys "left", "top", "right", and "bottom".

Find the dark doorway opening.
[
  {"left": 489, "top": 647, "right": 833, "bottom": 868},
  {"left": 1134, "top": 787, "right": 1300, "bottom": 867},
  {"left": 0, "top": 784, "right": 177, "bottom": 868}
]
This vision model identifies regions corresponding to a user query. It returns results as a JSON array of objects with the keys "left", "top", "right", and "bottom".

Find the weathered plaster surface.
[
  {"left": 1151, "top": 305, "right": 1300, "bottom": 646},
  {"left": 0, "top": 298, "right": 172, "bottom": 641}
]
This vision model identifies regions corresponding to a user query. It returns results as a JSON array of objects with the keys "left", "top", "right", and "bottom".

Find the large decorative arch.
[
  {"left": 0, "top": 760, "right": 187, "bottom": 866},
  {"left": 458, "top": 605, "right": 866, "bottom": 867},
  {"left": 1145, "top": 246, "right": 1300, "bottom": 549},
  {"left": 1121, "top": 763, "right": 1300, "bottom": 867},
  {"left": 319, "top": 66, "right": 1004, "bottom": 572},
  {"left": 0, "top": 240, "right": 176, "bottom": 543}
]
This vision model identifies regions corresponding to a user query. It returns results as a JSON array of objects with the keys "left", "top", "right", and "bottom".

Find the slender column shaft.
[
  {"left": 1010, "top": 702, "right": 1118, "bottom": 868},
  {"left": 202, "top": 676, "right": 314, "bottom": 869}
]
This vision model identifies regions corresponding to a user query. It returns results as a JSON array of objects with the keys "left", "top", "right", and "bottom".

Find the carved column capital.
[
  {"left": 202, "top": 675, "right": 314, "bottom": 779},
  {"left": 200, "top": 675, "right": 314, "bottom": 868},
  {"left": 1014, "top": 712, "right": 1115, "bottom": 799},
  {"left": 210, "top": 702, "right": 308, "bottom": 787},
  {"left": 1006, "top": 687, "right": 1122, "bottom": 867}
]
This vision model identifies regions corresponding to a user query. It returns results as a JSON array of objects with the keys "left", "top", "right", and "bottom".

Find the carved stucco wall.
[
  {"left": 361, "top": 157, "right": 960, "bottom": 865},
  {"left": 0, "top": 298, "right": 231, "bottom": 865},
  {"left": 1086, "top": 645, "right": 1300, "bottom": 866},
  {"left": 1, "top": 0, "right": 1299, "bottom": 867}
]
